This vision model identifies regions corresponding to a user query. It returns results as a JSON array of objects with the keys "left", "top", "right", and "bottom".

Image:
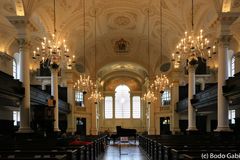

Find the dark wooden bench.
[{"left": 0, "top": 149, "right": 77, "bottom": 160}]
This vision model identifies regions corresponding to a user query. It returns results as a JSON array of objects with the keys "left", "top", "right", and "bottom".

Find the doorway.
[
  {"left": 160, "top": 117, "right": 171, "bottom": 135},
  {"left": 76, "top": 117, "right": 86, "bottom": 136}
]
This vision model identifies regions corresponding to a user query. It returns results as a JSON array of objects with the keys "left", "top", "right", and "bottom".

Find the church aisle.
[{"left": 99, "top": 141, "right": 147, "bottom": 160}]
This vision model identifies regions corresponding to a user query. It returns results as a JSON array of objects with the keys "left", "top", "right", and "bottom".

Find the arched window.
[
  {"left": 231, "top": 56, "right": 235, "bottom": 77},
  {"left": 115, "top": 85, "right": 130, "bottom": 119},
  {"left": 13, "top": 59, "right": 17, "bottom": 79}
]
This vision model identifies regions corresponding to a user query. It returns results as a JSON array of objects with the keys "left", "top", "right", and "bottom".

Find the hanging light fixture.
[
  {"left": 74, "top": 0, "right": 93, "bottom": 94},
  {"left": 171, "top": 0, "right": 216, "bottom": 68},
  {"left": 141, "top": 9, "right": 157, "bottom": 104},
  {"left": 32, "top": 0, "right": 75, "bottom": 69},
  {"left": 142, "top": 89, "right": 157, "bottom": 104},
  {"left": 88, "top": 9, "right": 104, "bottom": 104},
  {"left": 152, "top": 0, "right": 170, "bottom": 94}
]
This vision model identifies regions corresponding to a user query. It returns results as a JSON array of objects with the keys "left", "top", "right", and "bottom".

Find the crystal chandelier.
[
  {"left": 88, "top": 9, "right": 104, "bottom": 104},
  {"left": 152, "top": 0, "right": 170, "bottom": 94},
  {"left": 74, "top": 0, "right": 93, "bottom": 94},
  {"left": 88, "top": 89, "right": 104, "bottom": 104},
  {"left": 153, "top": 74, "right": 169, "bottom": 94},
  {"left": 74, "top": 75, "right": 94, "bottom": 94},
  {"left": 32, "top": 0, "right": 75, "bottom": 69},
  {"left": 142, "top": 9, "right": 157, "bottom": 104},
  {"left": 142, "top": 89, "right": 157, "bottom": 104},
  {"left": 171, "top": 0, "right": 216, "bottom": 69}
]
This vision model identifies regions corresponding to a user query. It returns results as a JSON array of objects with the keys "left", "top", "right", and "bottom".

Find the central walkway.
[{"left": 99, "top": 141, "right": 147, "bottom": 160}]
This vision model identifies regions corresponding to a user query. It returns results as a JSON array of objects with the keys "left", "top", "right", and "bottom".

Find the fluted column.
[
  {"left": 187, "top": 64, "right": 197, "bottom": 131},
  {"left": 18, "top": 39, "right": 32, "bottom": 132},
  {"left": 7, "top": 16, "right": 33, "bottom": 133},
  {"left": 51, "top": 69, "right": 59, "bottom": 131},
  {"left": 67, "top": 81, "right": 75, "bottom": 134},
  {"left": 215, "top": 35, "right": 232, "bottom": 132}
]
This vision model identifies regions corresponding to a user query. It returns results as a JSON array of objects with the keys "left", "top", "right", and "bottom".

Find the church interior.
[{"left": 0, "top": 0, "right": 240, "bottom": 159}]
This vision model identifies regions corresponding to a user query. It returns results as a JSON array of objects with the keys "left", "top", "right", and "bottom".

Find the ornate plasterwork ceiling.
[
  {"left": 104, "top": 76, "right": 141, "bottom": 91},
  {"left": 0, "top": 0, "right": 239, "bottom": 80}
]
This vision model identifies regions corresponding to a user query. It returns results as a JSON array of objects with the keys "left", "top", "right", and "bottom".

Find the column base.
[
  {"left": 54, "top": 128, "right": 60, "bottom": 132},
  {"left": 17, "top": 127, "right": 33, "bottom": 133},
  {"left": 186, "top": 127, "right": 198, "bottom": 131},
  {"left": 91, "top": 129, "right": 98, "bottom": 135},
  {"left": 171, "top": 128, "right": 181, "bottom": 135},
  {"left": 66, "top": 128, "right": 75, "bottom": 135},
  {"left": 186, "top": 127, "right": 198, "bottom": 135},
  {"left": 214, "top": 127, "right": 232, "bottom": 132},
  {"left": 148, "top": 128, "right": 155, "bottom": 135}
]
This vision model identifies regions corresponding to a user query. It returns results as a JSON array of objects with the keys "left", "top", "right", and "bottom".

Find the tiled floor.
[{"left": 98, "top": 141, "right": 147, "bottom": 160}]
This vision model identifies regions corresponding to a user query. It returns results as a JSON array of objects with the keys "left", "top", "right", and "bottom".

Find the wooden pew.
[{"left": 0, "top": 150, "right": 77, "bottom": 160}]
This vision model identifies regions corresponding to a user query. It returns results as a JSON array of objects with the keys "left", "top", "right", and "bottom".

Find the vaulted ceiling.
[{"left": 0, "top": 0, "right": 239, "bottom": 83}]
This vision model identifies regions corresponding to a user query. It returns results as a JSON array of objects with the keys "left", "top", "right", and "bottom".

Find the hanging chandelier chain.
[
  {"left": 83, "top": 0, "right": 86, "bottom": 70},
  {"left": 95, "top": 9, "right": 97, "bottom": 79},
  {"left": 53, "top": 0, "right": 56, "bottom": 34},
  {"left": 160, "top": 0, "right": 163, "bottom": 65},
  {"left": 147, "top": 9, "right": 150, "bottom": 76},
  {"left": 192, "top": 0, "right": 194, "bottom": 30}
]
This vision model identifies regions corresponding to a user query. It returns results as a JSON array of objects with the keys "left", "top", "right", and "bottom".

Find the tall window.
[
  {"left": 161, "top": 90, "right": 171, "bottom": 106},
  {"left": 13, "top": 111, "right": 20, "bottom": 126},
  {"left": 13, "top": 59, "right": 17, "bottom": 79},
  {"left": 104, "top": 96, "right": 113, "bottom": 119},
  {"left": 231, "top": 56, "right": 235, "bottom": 77},
  {"left": 229, "top": 110, "right": 235, "bottom": 124},
  {"left": 75, "top": 91, "right": 84, "bottom": 107},
  {"left": 115, "top": 85, "right": 130, "bottom": 119},
  {"left": 132, "top": 96, "right": 141, "bottom": 118}
]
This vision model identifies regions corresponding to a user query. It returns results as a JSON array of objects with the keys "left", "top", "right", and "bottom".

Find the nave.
[
  {"left": 100, "top": 140, "right": 147, "bottom": 160},
  {"left": 0, "top": 0, "right": 240, "bottom": 159}
]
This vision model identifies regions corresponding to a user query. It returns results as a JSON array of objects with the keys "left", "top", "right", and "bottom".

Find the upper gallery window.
[
  {"left": 132, "top": 96, "right": 141, "bottom": 118},
  {"left": 75, "top": 91, "right": 84, "bottom": 107},
  {"left": 104, "top": 96, "right": 113, "bottom": 119},
  {"left": 13, "top": 59, "right": 17, "bottom": 79},
  {"left": 161, "top": 89, "right": 171, "bottom": 106}
]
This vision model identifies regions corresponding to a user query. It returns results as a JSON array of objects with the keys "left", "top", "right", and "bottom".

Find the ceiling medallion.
[
  {"left": 114, "top": 38, "right": 130, "bottom": 54},
  {"left": 114, "top": 16, "right": 131, "bottom": 26}
]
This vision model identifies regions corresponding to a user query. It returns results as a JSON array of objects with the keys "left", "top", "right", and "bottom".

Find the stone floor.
[{"left": 98, "top": 140, "right": 147, "bottom": 160}]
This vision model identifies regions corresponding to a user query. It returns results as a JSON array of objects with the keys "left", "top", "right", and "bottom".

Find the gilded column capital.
[{"left": 218, "top": 35, "right": 232, "bottom": 47}]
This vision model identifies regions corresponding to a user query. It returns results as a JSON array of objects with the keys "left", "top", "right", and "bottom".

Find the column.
[
  {"left": 215, "top": 35, "right": 232, "bottom": 132},
  {"left": 187, "top": 64, "right": 197, "bottom": 131},
  {"left": 67, "top": 81, "right": 75, "bottom": 134},
  {"left": 7, "top": 16, "right": 32, "bottom": 133},
  {"left": 148, "top": 102, "right": 155, "bottom": 135},
  {"left": 91, "top": 102, "right": 98, "bottom": 135},
  {"left": 18, "top": 39, "right": 32, "bottom": 133},
  {"left": 171, "top": 80, "right": 180, "bottom": 134},
  {"left": 51, "top": 69, "right": 59, "bottom": 131}
]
